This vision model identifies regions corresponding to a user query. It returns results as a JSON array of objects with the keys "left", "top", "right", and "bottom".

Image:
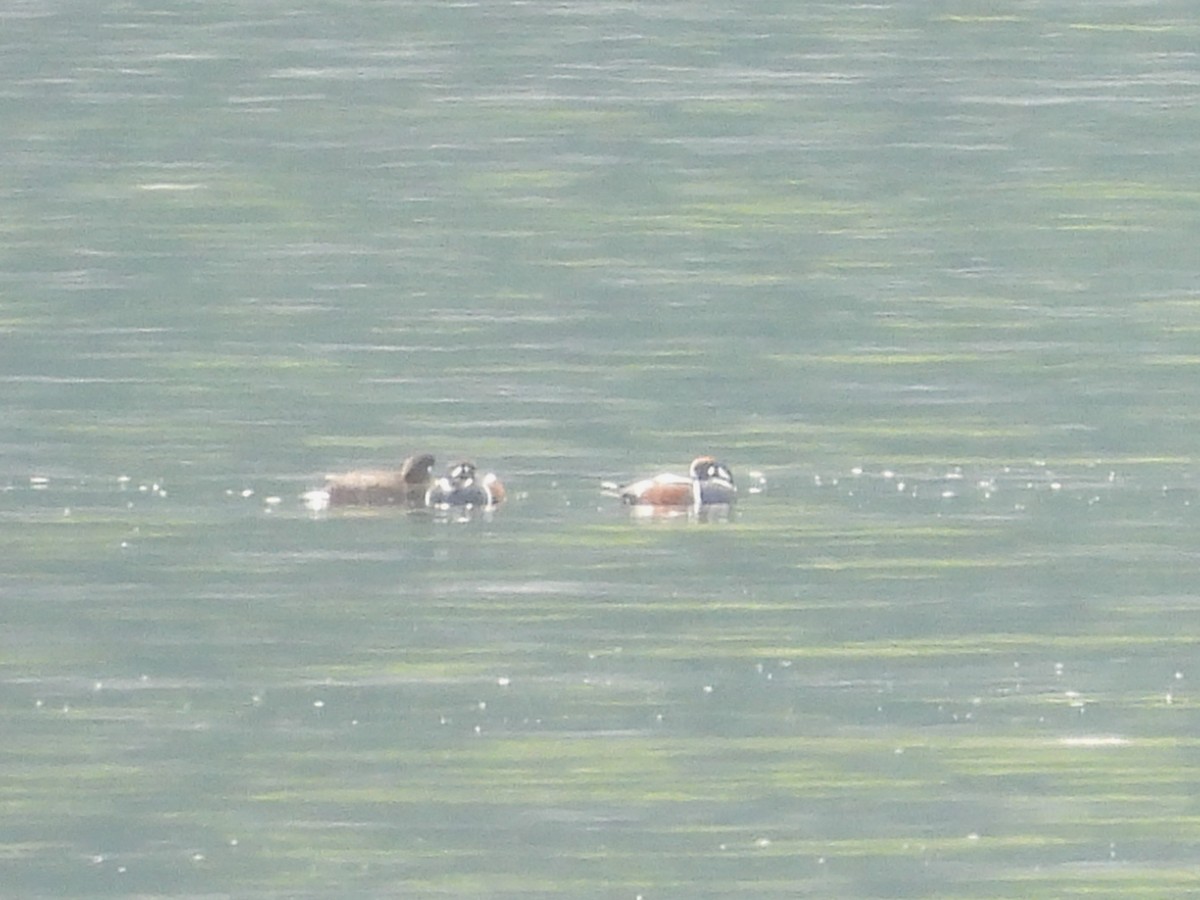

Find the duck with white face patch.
[
  {"left": 425, "top": 460, "right": 506, "bottom": 509},
  {"left": 615, "top": 456, "right": 736, "bottom": 510}
]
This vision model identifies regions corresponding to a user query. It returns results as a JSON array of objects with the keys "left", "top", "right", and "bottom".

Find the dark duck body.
[{"left": 425, "top": 461, "right": 505, "bottom": 509}]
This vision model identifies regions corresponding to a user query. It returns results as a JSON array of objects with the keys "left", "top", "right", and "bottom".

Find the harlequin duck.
[
  {"left": 425, "top": 460, "right": 505, "bottom": 509},
  {"left": 616, "top": 456, "right": 736, "bottom": 509}
]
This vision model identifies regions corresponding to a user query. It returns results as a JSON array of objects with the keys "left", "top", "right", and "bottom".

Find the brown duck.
[{"left": 323, "top": 453, "right": 436, "bottom": 506}]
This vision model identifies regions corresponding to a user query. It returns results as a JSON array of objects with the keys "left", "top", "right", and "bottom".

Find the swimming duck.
[
  {"left": 425, "top": 460, "right": 505, "bottom": 509},
  {"left": 322, "top": 453, "right": 436, "bottom": 506},
  {"left": 616, "top": 456, "right": 736, "bottom": 509}
]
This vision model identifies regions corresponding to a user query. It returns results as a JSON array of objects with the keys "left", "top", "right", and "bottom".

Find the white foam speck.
[{"left": 302, "top": 490, "right": 330, "bottom": 511}]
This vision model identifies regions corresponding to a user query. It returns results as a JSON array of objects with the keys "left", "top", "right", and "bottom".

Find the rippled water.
[{"left": 4, "top": 1, "right": 1200, "bottom": 897}]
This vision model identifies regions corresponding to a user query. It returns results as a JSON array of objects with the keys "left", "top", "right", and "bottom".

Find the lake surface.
[{"left": 3, "top": 1, "right": 1200, "bottom": 896}]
